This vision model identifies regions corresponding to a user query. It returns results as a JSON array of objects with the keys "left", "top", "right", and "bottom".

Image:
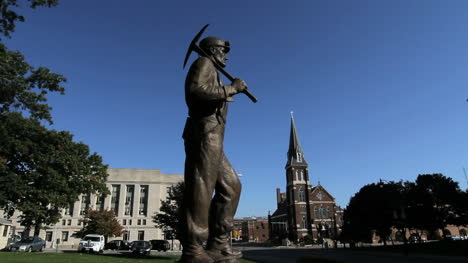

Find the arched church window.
[
  {"left": 297, "top": 152, "right": 302, "bottom": 162},
  {"left": 299, "top": 187, "right": 306, "bottom": 202}
]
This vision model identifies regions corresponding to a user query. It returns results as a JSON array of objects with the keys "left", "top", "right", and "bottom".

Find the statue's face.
[{"left": 211, "top": 46, "right": 228, "bottom": 68}]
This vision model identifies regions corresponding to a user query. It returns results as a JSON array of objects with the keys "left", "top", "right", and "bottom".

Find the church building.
[{"left": 269, "top": 115, "right": 343, "bottom": 242}]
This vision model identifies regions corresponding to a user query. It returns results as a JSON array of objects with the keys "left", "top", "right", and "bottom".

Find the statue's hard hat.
[{"left": 199, "top": 36, "right": 230, "bottom": 53}]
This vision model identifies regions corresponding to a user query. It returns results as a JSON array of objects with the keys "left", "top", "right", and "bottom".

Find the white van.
[{"left": 78, "top": 234, "right": 105, "bottom": 253}]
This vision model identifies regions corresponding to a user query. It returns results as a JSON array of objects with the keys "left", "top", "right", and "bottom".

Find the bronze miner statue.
[{"left": 179, "top": 25, "right": 257, "bottom": 263}]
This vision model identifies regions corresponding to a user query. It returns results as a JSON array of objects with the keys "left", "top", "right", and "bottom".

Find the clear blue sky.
[{"left": 5, "top": 0, "right": 468, "bottom": 217}]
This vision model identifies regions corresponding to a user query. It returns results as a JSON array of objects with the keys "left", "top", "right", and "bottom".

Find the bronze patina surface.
[{"left": 179, "top": 26, "right": 252, "bottom": 263}]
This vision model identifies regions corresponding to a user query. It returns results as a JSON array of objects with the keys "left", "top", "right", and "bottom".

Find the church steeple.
[
  {"left": 284, "top": 113, "right": 312, "bottom": 242},
  {"left": 286, "top": 112, "right": 307, "bottom": 169}
]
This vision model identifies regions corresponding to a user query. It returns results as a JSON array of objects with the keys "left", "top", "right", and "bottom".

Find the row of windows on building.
[
  {"left": 270, "top": 216, "right": 332, "bottom": 232},
  {"left": 255, "top": 223, "right": 266, "bottom": 230},
  {"left": 60, "top": 218, "right": 148, "bottom": 226},
  {"left": 290, "top": 206, "right": 332, "bottom": 220},
  {"left": 314, "top": 207, "right": 331, "bottom": 219},
  {"left": 288, "top": 170, "right": 307, "bottom": 182},
  {"left": 111, "top": 185, "right": 149, "bottom": 216},
  {"left": 299, "top": 217, "right": 331, "bottom": 229},
  {"left": 289, "top": 187, "right": 309, "bottom": 202},
  {"left": 64, "top": 184, "right": 150, "bottom": 217}
]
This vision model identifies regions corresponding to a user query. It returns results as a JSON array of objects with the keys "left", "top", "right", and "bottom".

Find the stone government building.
[
  {"left": 269, "top": 116, "right": 343, "bottom": 243},
  {"left": 8, "top": 168, "right": 183, "bottom": 248}
]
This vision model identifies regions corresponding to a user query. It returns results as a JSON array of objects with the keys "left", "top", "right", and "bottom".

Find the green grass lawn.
[{"left": 0, "top": 252, "right": 258, "bottom": 263}]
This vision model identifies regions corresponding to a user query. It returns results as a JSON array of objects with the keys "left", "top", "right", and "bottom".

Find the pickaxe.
[{"left": 183, "top": 24, "right": 258, "bottom": 103}]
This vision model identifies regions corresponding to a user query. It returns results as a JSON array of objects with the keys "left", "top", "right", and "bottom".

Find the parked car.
[
  {"left": 131, "top": 240, "right": 152, "bottom": 255},
  {"left": 105, "top": 240, "right": 131, "bottom": 250},
  {"left": 149, "top": 239, "right": 170, "bottom": 252},
  {"left": 5, "top": 234, "right": 21, "bottom": 251},
  {"left": 449, "top": 235, "right": 462, "bottom": 241},
  {"left": 409, "top": 233, "right": 421, "bottom": 244},
  {"left": 78, "top": 234, "right": 105, "bottom": 253},
  {"left": 9, "top": 236, "right": 45, "bottom": 252}
]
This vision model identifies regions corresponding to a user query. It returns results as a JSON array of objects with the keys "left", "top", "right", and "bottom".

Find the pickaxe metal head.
[{"left": 183, "top": 24, "right": 209, "bottom": 69}]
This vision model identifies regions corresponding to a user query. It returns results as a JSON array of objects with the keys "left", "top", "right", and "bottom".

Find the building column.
[
  {"left": 103, "top": 184, "right": 112, "bottom": 211},
  {"left": 118, "top": 184, "right": 126, "bottom": 218},
  {"left": 89, "top": 194, "right": 96, "bottom": 211},
  {"left": 133, "top": 184, "right": 141, "bottom": 217}
]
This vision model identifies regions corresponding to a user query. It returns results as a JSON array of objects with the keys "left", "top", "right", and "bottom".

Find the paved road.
[{"left": 240, "top": 247, "right": 468, "bottom": 263}]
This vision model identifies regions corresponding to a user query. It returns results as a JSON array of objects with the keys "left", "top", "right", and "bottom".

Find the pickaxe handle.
[
  {"left": 211, "top": 57, "right": 258, "bottom": 103},
  {"left": 193, "top": 45, "right": 258, "bottom": 103}
]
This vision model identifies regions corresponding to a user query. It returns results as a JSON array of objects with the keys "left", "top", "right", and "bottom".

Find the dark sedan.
[
  {"left": 149, "top": 239, "right": 170, "bottom": 252},
  {"left": 131, "top": 240, "right": 152, "bottom": 255},
  {"left": 105, "top": 240, "right": 131, "bottom": 250}
]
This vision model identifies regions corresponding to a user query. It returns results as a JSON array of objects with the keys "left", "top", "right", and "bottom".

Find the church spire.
[{"left": 286, "top": 112, "right": 307, "bottom": 168}]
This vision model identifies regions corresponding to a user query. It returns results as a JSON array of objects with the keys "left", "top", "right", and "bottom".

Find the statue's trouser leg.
[
  {"left": 182, "top": 125, "right": 224, "bottom": 258},
  {"left": 207, "top": 153, "right": 242, "bottom": 255}
]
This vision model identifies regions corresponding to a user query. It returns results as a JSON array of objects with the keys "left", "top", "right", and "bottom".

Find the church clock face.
[{"left": 316, "top": 191, "right": 324, "bottom": 200}]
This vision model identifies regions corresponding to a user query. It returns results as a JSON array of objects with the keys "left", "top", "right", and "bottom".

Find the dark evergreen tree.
[{"left": 152, "top": 182, "right": 184, "bottom": 241}]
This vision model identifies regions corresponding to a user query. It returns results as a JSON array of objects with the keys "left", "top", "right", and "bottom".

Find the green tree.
[
  {"left": 342, "top": 174, "right": 468, "bottom": 245},
  {"left": 0, "top": 0, "right": 58, "bottom": 39},
  {"left": 340, "top": 192, "right": 373, "bottom": 246},
  {"left": 0, "top": 0, "right": 109, "bottom": 236},
  {"left": 452, "top": 190, "right": 468, "bottom": 228},
  {"left": 152, "top": 182, "right": 184, "bottom": 241},
  {"left": 0, "top": 41, "right": 65, "bottom": 123},
  {"left": 0, "top": 113, "right": 110, "bottom": 235},
  {"left": 340, "top": 181, "right": 407, "bottom": 246},
  {"left": 75, "top": 210, "right": 123, "bottom": 241},
  {"left": 406, "top": 174, "right": 466, "bottom": 239}
]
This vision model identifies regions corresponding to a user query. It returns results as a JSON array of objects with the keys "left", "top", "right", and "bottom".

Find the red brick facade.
[{"left": 233, "top": 217, "right": 269, "bottom": 242}]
